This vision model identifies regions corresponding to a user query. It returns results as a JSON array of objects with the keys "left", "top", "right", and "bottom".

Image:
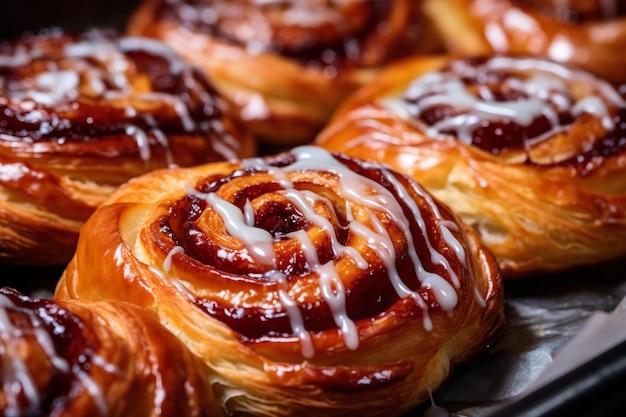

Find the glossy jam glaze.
[
  {"left": 0, "top": 287, "right": 108, "bottom": 416},
  {"left": 0, "top": 28, "right": 244, "bottom": 165},
  {"left": 148, "top": 146, "right": 480, "bottom": 358},
  {"left": 387, "top": 56, "right": 626, "bottom": 162},
  {"left": 152, "top": 0, "right": 424, "bottom": 70}
]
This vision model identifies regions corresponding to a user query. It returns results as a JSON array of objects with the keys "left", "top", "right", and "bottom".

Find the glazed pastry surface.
[
  {"left": 0, "top": 287, "right": 222, "bottom": 417},
  {"left": 128, "top": 0, "right": 439, "bottom": 145},
  {"left": 0, "top": 29, "right": 254, "bottom": 266},
  {"left": 424, "top": 0, "right": 626, "bottom": 83},
  {"left": 56, "top": 146, "right": 504, "bottom": 416},
  {"left": 315, "top": 55, "right": 626, "bottom": 278}
]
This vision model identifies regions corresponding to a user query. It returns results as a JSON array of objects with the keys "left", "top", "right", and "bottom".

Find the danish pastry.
[
  {"left": 55, "top": 146, "right": 504, "bottom": 416},
  {"left": 127, "top": 0, "right": 439, "bottom": 146},
  {"left": 0, "top": 28, "right": 254, "bottom": 266},
  {"left": 315, "top": 55, "right": 626, "bottom": 278},
  {"left": 0, "top": 286, "right": 222, "bottom": 417},
  {"left": 424, "top": 0, "right": 626, "bottom": 83}
]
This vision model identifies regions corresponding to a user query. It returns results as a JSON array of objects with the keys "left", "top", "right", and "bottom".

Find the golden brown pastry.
[
  {"left": 424, "top": 0, "right": 626, "bottom": 83},
  {"left": 0, "top": 28, "right": 254, "bottom": 266},
  {"left": 127, "top": 0, "right": 440, "bottom": 146},
  {"left": 0, "top": 286, "right": 222, "bottom": 417},
  {"left": 55, "top": 145, "right": 504, "bottom": 417},
  {"left": 315, "top": 54, "right": 626, "bottom": 278}
]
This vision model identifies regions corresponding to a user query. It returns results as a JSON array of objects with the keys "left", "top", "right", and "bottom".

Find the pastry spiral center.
[
  {"left": 252, "top": 199, "right": 312, "bottom": 239},
  {"left": 154, "top": 147, "right": 473, "bottom": 358}
]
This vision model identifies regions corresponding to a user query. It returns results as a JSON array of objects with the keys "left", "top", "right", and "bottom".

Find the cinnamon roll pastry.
[
  {"left": 127, "top": 0, "right": 439, "bottom": 146},
  {"left": 315, "top": 55, "right": 626, "bottom": 278},
  {"left": 0, "top": 286, "right": 222, "bottom": 417},
  {"left": 55, "top": 146, "right": 504, "bottom": 417},
  {"left": 0, "top": 29, "right": 254, "bottom": 266},
  {"left": 424, "top": 0, "right": 626, "bottom": 83}
]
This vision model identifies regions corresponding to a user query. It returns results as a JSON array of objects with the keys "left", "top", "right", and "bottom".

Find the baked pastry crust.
[
  {"left": 0, "top": 286, "right": 222, "bottom": 417},
  {"left": 424, "top": 0, "right": 626, "bottom": 83},
  {"left": 315, "top": 55, "right": 626, "bottom": 278},
  {"left": 0, "top": 29, "right": 254, "bottom": 266},
  {"left": 56, "top": 146, "right": 504, "bottom": 416},
  {"left": 127, "top": 0, "right": 440, "bottom": 146}
]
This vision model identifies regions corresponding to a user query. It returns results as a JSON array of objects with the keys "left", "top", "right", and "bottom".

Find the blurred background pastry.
[
  {"left": 0, "top": 28, "right": 254, "bottom": 266},
  {"left": 0, "top": 286, "right": 222, "bottom": 417},
  {"left": 424, "top": 0, "right": 626, "bottom": 84},
  {"left": 128, "top": 0, "right": 441, "bottom": 147}
]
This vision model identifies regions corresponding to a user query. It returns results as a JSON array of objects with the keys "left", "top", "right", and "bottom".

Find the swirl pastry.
[
  {"left": 127, "top": 0, "right": 439, "bottom": 146},
  {"left": 315, "top": 55, "right": 626, "bottom": 278},
  {"left": 0, "top": 286, "right": 222, "bottom": 417},
  {"left": 0, "top": 29, "right": 254, "bottom": 266},
  {"left": 55, "top": 146, "right": 504, "bottom": 416},
  {"left": 423, "top": 0, "right": 626, "bottom": 83}
]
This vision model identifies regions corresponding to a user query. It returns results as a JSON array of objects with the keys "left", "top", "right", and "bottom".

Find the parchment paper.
[{"left": 419, "top": 259, "right": 626, "bottom": 417}]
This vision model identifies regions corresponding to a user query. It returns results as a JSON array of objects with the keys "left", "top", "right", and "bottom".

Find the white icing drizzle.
[
  {"left": 243, "top": 199, "right": 255, "bottom": 227},
  {"left": 286, "top": 229, "right": 321, "bottom": 266},
  {"left": 151, "top": 128, "right": 176, "bottom": 167},
  {"left": 387, "top": 56, "right": 625, "bottom": 146},
  {"left": 267, "top": 270, "right": 315, "bottom": 359},
  {"left": 164, "top": 245, "right": 186, "bottom": 272},
  {"left": 134, "top": 91, "right": 196, "bottom": 132},
  {"left": 149, "top": 265, "right": 197, "bottom": 303},
  {"left": 348, "top": 210, "right": 433, "bottom": 331},
  {"left": 281, "top": 188, "right": 368, "bottom": 269},
  {"left": 125, "top": 125, "right": 151, "bottom": 162},
  {"left": 241, "top": 156, "right": 294, "bottom": 189},
  {"left": 116, "top": 36, "right": 188, "bottom": 75},
  {"left": 30, "top": 70, "right": 80, "bottom": 105},
  {"left": 383, "top": 173, "right": 461, "bottom": 275},
  {"left": 317, "top": 262, "right": 359, "bottom": 350},
  {"left": 343, "top": 201, "right": 373, "bottom": 270},
  {"left": 181, "top": 146, "right": 468, "bottom": 355},
  {"left": 183, "top": 184, "right": 278, "bottom": 267},
  {"left": 486, "top": 56, "right": 625, "bottom": 105},
  {"left": 424, "top": 389, "right": 450, "bottom": 417},
  {"left": 75, "top": 369, "right": 109, "bottom": 415},
  {"left": 287, "top": 147, "right": 465, "bottom": 303},
  {"left": 205, "top": 192, "right": 277, "bottom": 267},
  {"left": 0, "top": 294, "right": 110, "bottom": 416},
  {"left": 278, "top": 289, "right": 315, "bottom": 358},
  {"left": 378, "top": 160, "right": 485, "bottom": 308}
]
